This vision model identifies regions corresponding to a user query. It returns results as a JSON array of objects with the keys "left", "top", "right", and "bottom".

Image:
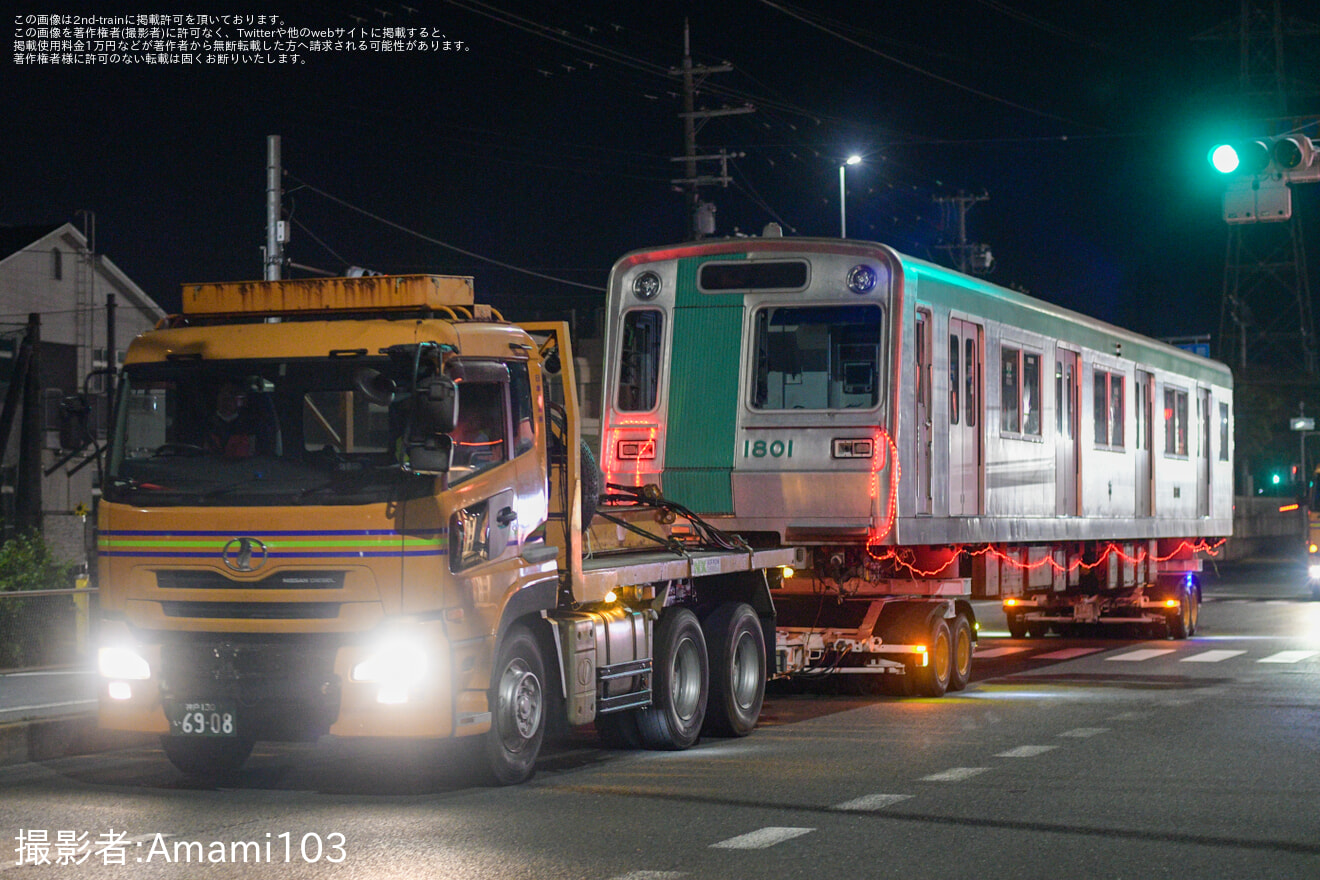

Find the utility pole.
[
  {"left": 933, "top": 192, "right": 994, "bottom": 275},
  {"left": 670, "top": 20, "right": 752, "bottom": 239},
  {"left": 264, "top": 135, "right": 286, "bottom": 281}
]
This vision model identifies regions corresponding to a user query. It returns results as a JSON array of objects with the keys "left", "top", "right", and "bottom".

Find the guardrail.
[{"left": 0, "top": 586, "right": 98, "bottom": 671}]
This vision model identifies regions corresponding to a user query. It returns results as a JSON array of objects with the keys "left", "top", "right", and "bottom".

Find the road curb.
[{"left": 0, "top": 714, "right": 154, "bottom": 768}]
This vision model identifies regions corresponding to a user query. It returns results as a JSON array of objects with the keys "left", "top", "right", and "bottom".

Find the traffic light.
[{"left": 1209, "top": 134, "right": 1319, "bottom": 182}]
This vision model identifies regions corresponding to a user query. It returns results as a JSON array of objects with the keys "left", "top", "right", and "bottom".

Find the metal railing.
[{"left": 0, "top": 586, "right": 97, "bottom": 671}]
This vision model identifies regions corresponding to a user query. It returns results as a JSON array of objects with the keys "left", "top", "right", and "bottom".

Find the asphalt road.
[{"left": 1, "top": 559, "right": 1317, "bottom": 879}]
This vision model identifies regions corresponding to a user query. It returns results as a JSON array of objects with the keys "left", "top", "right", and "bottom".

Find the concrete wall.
[{"left": 1223, "top": 495, "right": 1304, "bottom": 561}]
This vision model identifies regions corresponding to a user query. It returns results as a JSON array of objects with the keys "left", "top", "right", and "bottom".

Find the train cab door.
[
  {"left": 1134, "top": 370, "right": 1154, "bottom": 517},
  {"left": 1197, "top": 388, "right": 1212, "bottom": 517},
  {"left": 1055, "top": 351, "right": 1080, "bottom": 516},
  {"left": 915, "top": 309, "right": 933, "bottom": 515},
  {"left": 948, "top": 317, "right": 982, "bottom": 516}
]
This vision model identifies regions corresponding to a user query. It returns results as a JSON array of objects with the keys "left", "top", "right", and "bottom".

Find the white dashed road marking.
[
  {"left": 1032, "top": 648, "right": 1104, "bottom": 660},
  {"left": 1258, "top": 650, "right": 1319, "bottom": 664},
  {"left": 710, "top": 827, "right": 814, "bottom": 850},
  {"left": 996, "top": 745, "right": 1058, "bottom": 758},
  {"left": 974, "top": 646, "right": 1031, "bottom": 658},
  {"left": 1181, "top": 650, "right": 1246, "bottom": 663},
  {"left": 1107, "top": 649, "right": 1177, "bottom": 662},
  {"left": 1058, "top": 727, "right": 1109, "bottom": 738},
  {"left": 833, "top": 793, "right": 912, "bottom": 811},
  {"left": 921, "top": 767, "right": 990, "bottom": 782},
  {"left": 609, "top": 873, "right": 687, "bottom": 880}
]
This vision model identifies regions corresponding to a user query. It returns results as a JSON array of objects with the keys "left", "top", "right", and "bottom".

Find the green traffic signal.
[
  {"left": 1210, "top": 140, "right": 1271, "bottom": 175},
  {"left": 1210, "top": 144, "right": 1240, "bottom": 173}
]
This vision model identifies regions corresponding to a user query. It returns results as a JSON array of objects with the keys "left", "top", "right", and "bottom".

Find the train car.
[{"left": 598, "top": 232, "right": 1232, "bottom": 693}]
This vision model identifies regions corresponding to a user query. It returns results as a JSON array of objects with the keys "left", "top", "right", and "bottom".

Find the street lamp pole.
[{"left": 839, "top": 155, "right": 861, "bottom": 238}]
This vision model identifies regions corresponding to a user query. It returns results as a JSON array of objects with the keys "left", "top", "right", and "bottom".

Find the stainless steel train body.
[{"left": 598, "top": 236, "right": 1232, "bottom": 600}]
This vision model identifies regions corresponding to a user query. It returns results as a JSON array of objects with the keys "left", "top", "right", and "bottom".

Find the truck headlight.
[
  {"left": 98, "top": 645, "right": 150, "bottom": 681},
  {"left": 351, "top": 636, "right": 428, "bottom": 704},
  {"left": 1308, "top": 564, "right": 1320, "bottom": 581}
]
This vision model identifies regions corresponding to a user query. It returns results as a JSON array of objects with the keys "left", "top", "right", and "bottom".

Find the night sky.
[{"left": 6, "top": 1, "right": 1319, "bottom": 342}]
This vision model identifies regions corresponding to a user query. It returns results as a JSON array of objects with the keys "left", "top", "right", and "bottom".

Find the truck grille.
[
  {"left": 160, "top": 601, "right": 340, "bottom": 620},
  {"left": 156, "top": 570, "right": 346, "bottom": 590}
]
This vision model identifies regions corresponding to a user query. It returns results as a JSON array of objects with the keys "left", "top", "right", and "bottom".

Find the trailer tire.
[
  {"left": 949, "top": 614, "right": 973, "bottom": 691},
  {"left": 579, "top": 439, "right": 602, "bottom": 528},
  {"left": 160, "top": 734, "right": 254, "bottom": 783},
  {"left": 1167, "top": 584, "right": 1197, "bottom": 640},
  {"left": 702, "top": 602, "right": 766, "bottom": 737},
  {"left": 1006, "top": 614, "right": 1027, "bottom": 639},
  {"left": 637, "top": 608, "right": 708, "bottom": 750},
  {"left": 482, "top": 624, "right": 546, "bottom": 785},
  {"left": 911, "top": 617, "right": 953, "bottom": 698}
]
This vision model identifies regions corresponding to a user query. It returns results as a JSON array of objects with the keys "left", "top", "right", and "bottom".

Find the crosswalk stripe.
[
  {"left": 1032, "top": 648, "right": 1104, "bottom": 660},
  {"left": 921, "top": 767, "right": 990, "bottom": 782},
  {"left": 1108, "top": 649, "right": 1177, "bottom": 662},
  {"left": 996, "top": 745, "right": 1058, "bottom": 758},
  {"left": 1258, "top": 650, "right": 1320, "bottom": 664},
  {"left": 974, "top": 646, "right": 1031, "bottom": 658},
  {"left": 1181, "top": 650, "right": 1246, "bottom": 663},
  {"left": 710, "top": 827, "right": 814, "bottom": 850},
  {"left": 833, "top": 793, "right": 912, "bottom": 811}
]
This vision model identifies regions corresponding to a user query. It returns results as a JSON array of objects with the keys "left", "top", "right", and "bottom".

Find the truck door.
[{"left": 948, "top": 317, "right": 981, "bottom": 516}]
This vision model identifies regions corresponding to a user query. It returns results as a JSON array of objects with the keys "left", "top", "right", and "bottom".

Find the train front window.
[
  {"left": 751, "top": 305, "right": 883, "bottom": 410},
  {"left": 616, "top": 309, "right": 664, "bottom": 412}
]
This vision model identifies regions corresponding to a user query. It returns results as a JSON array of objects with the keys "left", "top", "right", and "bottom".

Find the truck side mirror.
[
  {"left": 404, "top": 433, "right": 453, "bottom": 475},
  {"left": 417, "top": 375, "right": 458, "bottom": 433},
  {"left": 401, "top": 376, "right": 458, "bottom": 474}
]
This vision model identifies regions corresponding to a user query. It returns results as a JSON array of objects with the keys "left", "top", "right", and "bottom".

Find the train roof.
[{"left": 612, "top": 237, "right": 1232, "bottom": 388}]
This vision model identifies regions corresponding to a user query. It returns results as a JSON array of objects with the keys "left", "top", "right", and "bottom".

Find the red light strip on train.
[{"left": 870, "top": 539, "right": 1227, "bottom": 579}]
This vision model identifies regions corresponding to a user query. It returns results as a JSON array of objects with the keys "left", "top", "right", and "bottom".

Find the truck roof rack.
[{"left": 178, "top": 274, "right": 477, "bottom": 321}]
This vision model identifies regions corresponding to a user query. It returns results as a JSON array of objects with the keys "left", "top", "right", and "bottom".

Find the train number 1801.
[{"left": 743, "top": 439, "right": 794, "bottom": 458}]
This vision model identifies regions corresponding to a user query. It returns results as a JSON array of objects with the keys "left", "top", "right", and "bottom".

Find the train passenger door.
[
  {"left": 915, "top": 309, "right": 932, "bottom": 515},
  {"left": 1055, "top": 351, "right": 1080, "bottom": 516},
  {"left": 1197, "top": 388, "right": 1211, "bottom": 516},
  {"left": 1134, "top": 370, "right": 1153, "bottom": 516},
  {"left": 948, "top": 317, "right": 981, "bottom": 516}
]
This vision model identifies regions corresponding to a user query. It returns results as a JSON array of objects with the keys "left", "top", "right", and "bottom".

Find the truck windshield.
[
  {"left": 751, "top": 304, "right": 883, "bottom": 410},
  {"left": 105, "top": 357, "right": 431, "bottom": 506}
]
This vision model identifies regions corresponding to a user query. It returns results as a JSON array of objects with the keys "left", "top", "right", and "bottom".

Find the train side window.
[
  {"left": 617, "top": 310, "right": 663, "bottom": 412},
  {"left": 1218, "top": 402, "right": 1229, "bottom": 461},
  {"left": 1164, "top": 387, "right": 1188, "bottom": 457},
  {"left": 999, "top": 346, "right": 1039, "bottom": 437},
  {"left": 1001, "top": 347, "right": 1020, "bottom": 433},
  {"left": 965, "top": 337, "right": 977, "bottom": 427},
  {"left": 1094, "top": 369, "right": 1124, "bottom": 449},
  {"left": 1056, "top": 361, "right": 1063, "bottom": 435},
  {"left": 949, "top": 335, "right": 960, "bottom": 426}
]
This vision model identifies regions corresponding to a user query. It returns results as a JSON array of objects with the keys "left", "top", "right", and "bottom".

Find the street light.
[{"left": 840, "top": 155, "right": 861, "bottom": 238}]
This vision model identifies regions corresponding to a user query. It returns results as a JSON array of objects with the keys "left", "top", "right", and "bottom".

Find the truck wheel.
[
  {"left": 637, "top": 608, "right": 708, "bottom": 750},
  {"left": 483, "top": 624, "right": 546, "bottom": 785},
  {"left": 949, "top": 614, "right": 973, "bottom": 691},
  {"left": 1167, "top": 586, "right": 1193, "bottom": 640},
  {"left": 160, "top": 735, "right": 254, "bottom": 783},
  {"left": 1006, "top": 614, "right": 1027, "bottom": 639},
  {"left": 911, "top": 617, "right": 953, "bottom": 698},
  {"left": 702, "top": 602, "right": 766, "bottom": 737}
]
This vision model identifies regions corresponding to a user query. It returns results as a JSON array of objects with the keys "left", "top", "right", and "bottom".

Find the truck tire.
[
  {"left": 1167, "top": 584, "right": 1197, "bottom": 640},
  {"left": 579, "top": 439, "right": 602, "bottom": 528},
  {"left": 910, "top": 617, "right": 953, "bottom": 698},
  {"left": 702, "top": 602, "right": 766, "bottom": 737},
  {"left": 483, "top": 624, "right": 546, "bottom": 785},
  {"left": 949, "top": 614, "right": 973, "bottom": 691},
  {"left": 1006, "top": 613, "right": 1027, "bottom": 639},
  {"left": 160, "top": 734, "right": 254, "bottom": 783},
  {"left": 637, "top": 608, "right": 708, "bottom": 750}
]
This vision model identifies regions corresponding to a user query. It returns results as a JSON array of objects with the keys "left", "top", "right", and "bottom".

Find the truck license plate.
[{"left": 167, "top": 701, "right": 237, "bottom": 737}]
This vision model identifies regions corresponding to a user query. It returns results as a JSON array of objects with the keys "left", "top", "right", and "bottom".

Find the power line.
[{"left": 285, "top": 174, "right": 606, "bottom": 292}]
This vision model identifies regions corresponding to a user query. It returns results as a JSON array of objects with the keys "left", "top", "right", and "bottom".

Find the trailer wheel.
[
  {"left": 637, "top": 608, "right": 708, "bottom": 749},
  {"left": 1167, "top": 585, "right": 1196, "bottom": 640},
  {"left": 160, "top": 734, "right": 254, "bottom": 783},
  {"left": 702, "top": 602, "right": 766, "bottom": 737},
  {"left": 949, "top": 614, "right": 973, "bottom": 691},
  {"left": 482, "top": 624, "right": 546, "bottom": 785},
  {"left": 1006, "top": 614, "right": 1027, "bottom": 639},
  {"left": 911, "top": 617, "right": 953, "bottom": 698}
]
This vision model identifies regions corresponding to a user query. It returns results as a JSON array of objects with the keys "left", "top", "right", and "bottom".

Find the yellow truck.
[{"left": 95, "top": 275, "right": 793, "bottom": 783}]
